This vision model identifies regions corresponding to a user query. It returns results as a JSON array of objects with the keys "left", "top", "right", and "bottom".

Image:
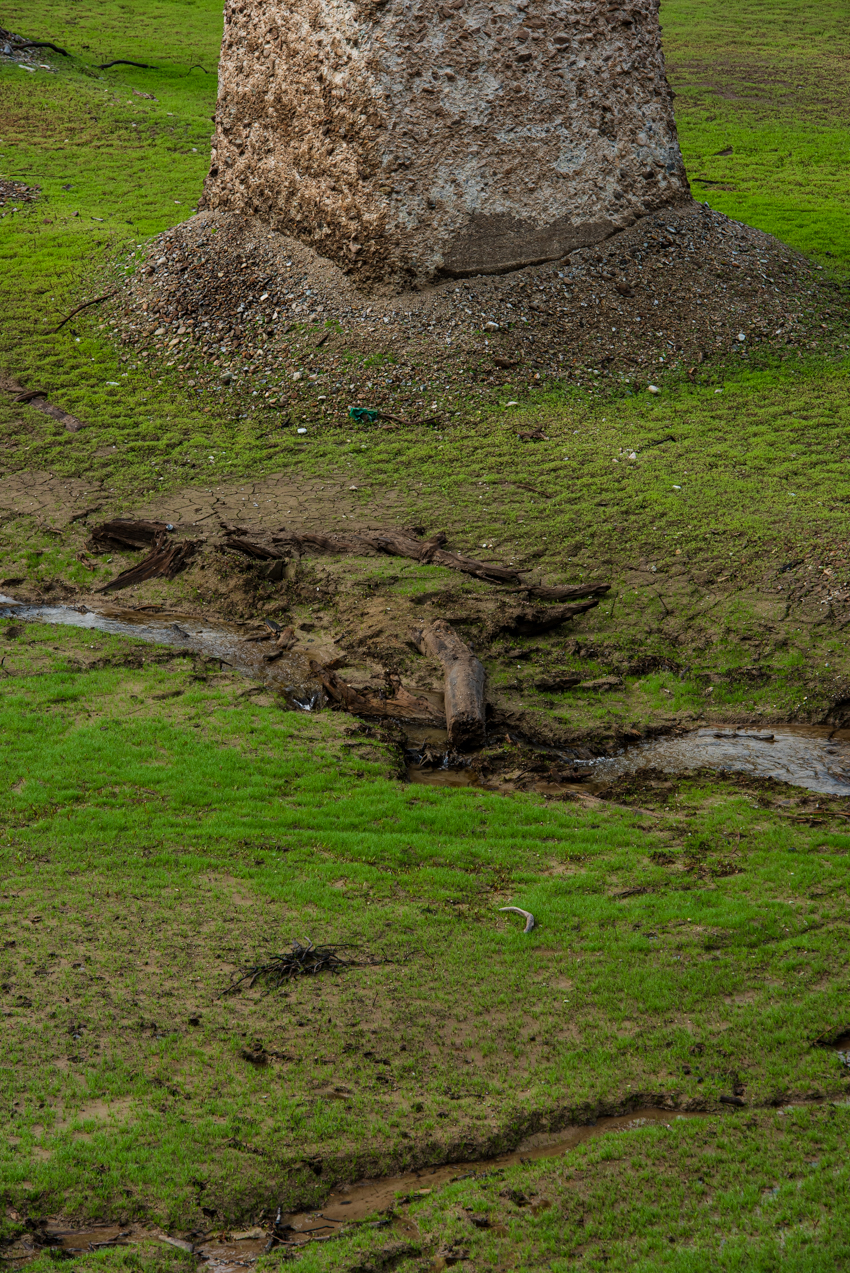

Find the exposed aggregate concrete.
[{"left": 205, "top": 0, "right": 689, "bottom": 286}]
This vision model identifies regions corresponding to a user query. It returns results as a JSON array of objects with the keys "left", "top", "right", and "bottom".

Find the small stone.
[
  {"left": 648, "top": 384, "right": 660, "bottom": 393},
  {"left": 297, "top": 427, "right": 307, "bottom": 434},
  {"left": 484, "top": 321, "right": 500, "bottom": 331}
]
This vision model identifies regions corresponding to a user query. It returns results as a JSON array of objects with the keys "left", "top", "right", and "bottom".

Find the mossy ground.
[{"left": 2, "top": 0, "right": 850, "bottom": 1267}]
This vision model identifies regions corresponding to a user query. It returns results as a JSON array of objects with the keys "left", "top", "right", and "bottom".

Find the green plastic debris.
[{"left": 348, "top": 406, "right": 380, "bottom": 424}]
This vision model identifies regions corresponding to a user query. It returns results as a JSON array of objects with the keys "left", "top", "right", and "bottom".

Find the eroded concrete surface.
[{"left": 206, "top": 0, "right": 689, "bottom": 285}]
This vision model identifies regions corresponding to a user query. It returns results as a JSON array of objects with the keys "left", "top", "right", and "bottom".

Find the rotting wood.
[
  {"left": 508, "top": 583, "right": 611, "bottom": 603},
  {"left": 99, "top": 535, "right": 197, "bottom": 593},
  {"left": 498, "top": 598, "right": 602, "bottom": 636},
  {"left": 6, "top": 383, "right": 87, "bottom": 432},
  {"left": 88, "top": 519, "right": 174, "bottom": 552},
  {"left": 222, "top": 537, "right": 287, "bottom": 560},
  {"left": 12, "top": 388, "right": 50, "bottom": 404},
  {"left": 220, "top": 525, "right": 523, "bottom": 584},
  {"left": 310, "top": 659, "right": 444, "bottom": 723},
  {"left": 413, "top": 619, "right": 486, "bottom": 749}
]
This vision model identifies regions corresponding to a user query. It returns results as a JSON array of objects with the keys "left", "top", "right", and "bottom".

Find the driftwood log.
[
  {"left": 413, "top": 619, "right": 486, "bottom": 749},
  {"left": 220, "top": 526, "right": 522, "bottom": 584}
]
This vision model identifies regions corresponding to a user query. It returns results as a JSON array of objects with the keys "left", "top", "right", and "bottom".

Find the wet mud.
[
  {"left": 5, "top": 597, "right": 850, "bottom": 798},
  {"left": 4, "top": 1108, "right": 702, "bottom": 1267}
]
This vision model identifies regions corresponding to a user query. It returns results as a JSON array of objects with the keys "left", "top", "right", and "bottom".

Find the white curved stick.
[{"left": 499, "top": 905, "right": 535, "bottom": 934}]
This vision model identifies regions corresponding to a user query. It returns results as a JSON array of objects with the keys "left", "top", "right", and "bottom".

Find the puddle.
[
  {"left": 408, "top": 727, "right": 850, "bottom": 798},
  {"left": 0, "top": 597, "right": 319, "bottom": 705},
  {"left": 579, "top": 725, "right": 850, "bottom": 796}
]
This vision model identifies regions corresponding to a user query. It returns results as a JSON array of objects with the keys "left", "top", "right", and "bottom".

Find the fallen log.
[
  {"left": 222, "top": 526, "right": 523, "bottom": 584},
  {"left": 309, "top": 659, "right": 443, "bottom": 723},
  {"left": 365, "top": 530, "right": 520, "bottom": 582},
  {"left": 511, "top": 583, "right": 611, "bottom": 602},
  {"left": 223, "top": 537, "right": 287, "bottom": 560},
  {"left": 88, "top": 519, "right": 174, "bottom": 553},
  {"left": 7, "top": 384, "right": 87, "bottom": 432},
  {"left": 413, "top": 619, "right": 486, "bottom": 749}
]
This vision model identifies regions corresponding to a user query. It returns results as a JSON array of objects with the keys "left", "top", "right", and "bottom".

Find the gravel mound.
[{"left": 115, "top": 200, "right": 848, "bottom": 425}]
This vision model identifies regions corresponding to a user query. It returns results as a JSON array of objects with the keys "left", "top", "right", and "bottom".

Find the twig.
[
  {"left": 97, "top": 60, "right": 154, "bottom": 70},
  {"left": 379, "top": 412, "right": 440, "bottom": 427},
  {"left": 12, "top": 39, "right": 69, "bottom": 55},
  {"left": 52, "top": 290, "right": 118, "bottom": 333},
  {"left": 221, "top": 939, "right": 378, "bottom": 998}
]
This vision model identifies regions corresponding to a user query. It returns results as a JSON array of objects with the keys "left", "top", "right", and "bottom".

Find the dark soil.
[{"left": 0, "top": 177, "right": 39, "bottom": 210}]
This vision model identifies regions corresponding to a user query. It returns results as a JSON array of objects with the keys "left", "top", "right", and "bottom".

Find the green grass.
[
  {"left": 2, "top": 622, "right": 850, "bottom": 1255},
  {"left": 665, "top": 0, "right": 850, "bottom": 266},
  {"left": 2, "top": 0, "right": 850, "bottom": 1264}
]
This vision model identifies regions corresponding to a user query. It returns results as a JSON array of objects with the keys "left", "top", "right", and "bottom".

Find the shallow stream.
[
  {"left": 3, "top": 599, "right": 850, "bottom": 796},
  {"left": 576, "top": 725, "right": 850, "bottom": 797},
  {"left": 0, "top": 596, "right": 319, "bottom": 707}
]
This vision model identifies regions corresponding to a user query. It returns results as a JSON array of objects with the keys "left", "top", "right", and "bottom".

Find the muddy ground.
[{"left": 4, "top": 481, "right": 850, "bottom": 785}]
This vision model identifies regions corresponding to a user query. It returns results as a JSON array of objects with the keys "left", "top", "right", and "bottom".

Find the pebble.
[{"left": 112, "top": 203, "right": 849, "bottom": 420}]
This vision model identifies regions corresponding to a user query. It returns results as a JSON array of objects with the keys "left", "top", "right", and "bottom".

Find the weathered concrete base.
[{"left": 204, "top": 0, "right": 690, "bottom": 288}]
